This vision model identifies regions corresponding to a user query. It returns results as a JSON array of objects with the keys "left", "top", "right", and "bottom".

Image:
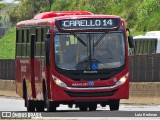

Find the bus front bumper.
[{"left": 51, "top": 73, "right": 129, "bottom": 101}]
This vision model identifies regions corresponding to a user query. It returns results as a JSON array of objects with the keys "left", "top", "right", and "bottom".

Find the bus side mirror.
[
  {"left": 128, "top": 36, "right": 135, "bottom": 48},
  {"left": 45, "top": 33, "right": 50, "bottom": 52},
  {"left": 126, "top": 28, "right": 135, "bottom": 48}
]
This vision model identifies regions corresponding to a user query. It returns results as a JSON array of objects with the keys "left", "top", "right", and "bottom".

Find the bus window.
[
  {"left": 22, "top": 30, "right": 27, "bottom": 57},
  {"left": 16, "top": 30, "right": 22, "bottom": 57},
  {"left": 26, "top": 29, "right": 30, "bottom": 57},
  {"left": 35, "top": 28, "right": 42, "bottom": 57},
  {"left": 152, "top": 39, "right": 157, "bottom": 53},
  {"left": 140, "top": 40, "right": 144, "bottom": 54},
  {"left": 142, "top": 40, "right": 147, "bottom": 54},
  {"left": 133, "top": 36, "right": 159, "bottom": 55},
  {"left": 54, "top": 34, "right": 79, "bottom": 69},
  {"left": 55, "top": 32, "right": 125, "bottom": 70},
  {"left": 41, "top": 27, "right": 49, "bottom": 57},
  {"left": 135, "top": 40, "right": 140, "bottom": 54},
  {"left": 65, "top": 35, "right": 78, "bottom": 63}
]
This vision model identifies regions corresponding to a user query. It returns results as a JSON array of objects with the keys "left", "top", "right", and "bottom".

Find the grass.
[
  {"left": 0, "top": 27, "right": 16, "bottom": 59},
  {"left": 131, "top": 28, "right": 146, "bottom": 36}
]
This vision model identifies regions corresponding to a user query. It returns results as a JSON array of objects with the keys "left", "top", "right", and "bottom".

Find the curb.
[{"left": 0, "top": 80, "right": 16, "bottom": 91}]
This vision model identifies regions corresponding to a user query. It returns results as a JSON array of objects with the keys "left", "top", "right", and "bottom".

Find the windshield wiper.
[
  {"left": 93, "top": 31, "right": 109, "bottom": 47},
  {"left": 71, "top": 33, "right": 87, "bottom": 46}
]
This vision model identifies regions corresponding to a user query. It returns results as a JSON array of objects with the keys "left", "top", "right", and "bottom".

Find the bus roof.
[
  {"left": 145, "top": 31, "right": 160, "bottom": 37},
  {"left": 33, "top": 11, "right": 93, "bottom": 20},
  {"left": 134, "top": 31, "right": 160, "bottom": 40},
  {"left": 133, "top": 35, "right": 160, "bottom": 39},
  {"left": 16, "top": 11, "right": 121, "bottom": 27}
]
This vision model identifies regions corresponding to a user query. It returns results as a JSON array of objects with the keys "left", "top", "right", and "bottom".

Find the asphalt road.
[{"left": 0, "top": 97, "right": 160, "bottom": 119}]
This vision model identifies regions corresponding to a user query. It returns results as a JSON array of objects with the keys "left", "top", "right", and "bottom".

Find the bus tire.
[
  {"left": 101, "top": 103, "right": 106, "bottom": 107},
  {"left": 79, "top": 104, "right": 88, "bottom": 111},
  {"left": 27, "top": 100, "right": 36, "bottom": 112},
  {"left": 47, "top": 100, "right": 56, "bottom": 112},
  {"left": 23, "top": 82, "right": 27, "bottom": 107},
  {"left": 24, "top": 83, "right": 35, "bottom": 112},
  {"left": 36, "top": 101, "right": 44, "bottom": 112},
  {"left": 89, "top": 104, "right": 97, "bottom": 111},
  {"left": 109, "top": 100, "right": 120, "bottom": 111},
  {"left": 45, "top": 90, "right": 56, "bottom": 112}
]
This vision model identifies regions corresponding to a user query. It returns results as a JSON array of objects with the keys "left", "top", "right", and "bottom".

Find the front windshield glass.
[{"left": 54, "top": 32, "right": 125, "bottom": 70}]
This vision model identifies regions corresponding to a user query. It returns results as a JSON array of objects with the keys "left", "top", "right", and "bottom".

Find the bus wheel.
[
  {"left": 36, "top": 101, "right": 44, "bottom": 112},
  {"left": 109, "top": 100, "right": 120, "bottom": 111},
  {"left": 46, "top": 100, "right": 57, "bottom": 112},
  {"left": 79, "top": 104, "right": 88, "bottom": 111},
  {"left": 23, "top": 83, "right": 27, "bottom": 107},
  {"left": 24, "top": 85, "right": 35, "bottom": 112},
  {"left": 89, "top": 104, "right": 97, "bottom": 111},
  {"left": 45, "top": 91, "right": 57, "bottom": 112},
  {"left": 101, "top": 103, "right": 106, "bottom": 107},
  {"left": 27, "top": 100, "right": 36, "bottom": 112},
  {"left": 68, "top": 104, "right": 73, "bottom": 108}
]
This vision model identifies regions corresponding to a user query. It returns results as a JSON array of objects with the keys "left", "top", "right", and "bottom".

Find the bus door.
[
  {"left": 30, "top": 32, "right": 44, "bottom": 99},
  {"left": 30, "top": 34, "right": 36, "bottom": 98},
  {"left": 45, "top": 31, "right": 51, "bottom": 99}
]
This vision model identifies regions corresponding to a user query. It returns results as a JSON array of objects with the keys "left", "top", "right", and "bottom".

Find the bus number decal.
[
  {"left": 58, "top": 18, "right": 119, "bottom": 30},
  {"left": 103, "top": 19, "right": 113, "bottom": 26},
  {"left": 21, "top": 66, "right": 26, "bottom": 72}
]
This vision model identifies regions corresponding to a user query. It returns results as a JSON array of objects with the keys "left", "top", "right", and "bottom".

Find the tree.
[
  {"left": 8, "top": 0, "right": 50, "bottom": 24},
  {"left": 0, "top": 2, "right": 8, "bottom": 28}
]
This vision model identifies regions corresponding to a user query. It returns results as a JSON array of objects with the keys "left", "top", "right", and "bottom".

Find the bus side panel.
[
  {"left": 16, "top": 57, "right": 45, "bottom": 100},
  {"left": 34, "top": 58, "right": 44, "bottom": 100},
  {"left": 15, "top": 59, "right": 23, "bottom": 97},
  {"left": 16, "top": 59, "right": 32, "bottom": 99}
]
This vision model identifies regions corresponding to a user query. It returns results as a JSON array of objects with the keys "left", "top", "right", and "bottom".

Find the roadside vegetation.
[
  {"left": 0, "top": 0, "right": 160, "bottom": 59},
  {"left": 0, "top": 27, "right": 16, "bottom": 59}
]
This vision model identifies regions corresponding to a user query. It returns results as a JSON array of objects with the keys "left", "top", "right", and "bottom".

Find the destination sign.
[{"left": 57, "top": 18, "right": 120, "bottom": 30}]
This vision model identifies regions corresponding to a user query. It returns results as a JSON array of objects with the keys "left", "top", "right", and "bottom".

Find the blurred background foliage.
[
  {"left": 50, "top": 0, "right": 160, "bottom": 32},
  {"left": 3, "top": 0, "right": 160, "bottom": 32}
]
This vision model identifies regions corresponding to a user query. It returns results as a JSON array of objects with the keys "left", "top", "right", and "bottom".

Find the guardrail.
[
  {"left": 0, "top": 54, "right": 160, "bottom": 81},
  {"left": 0, "top": 59, "right": 15, "bottom": 80},
  {"left": 129, "top": 54, "right": 160, "bottom": 82}
]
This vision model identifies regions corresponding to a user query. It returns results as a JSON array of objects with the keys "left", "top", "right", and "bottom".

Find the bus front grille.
[{"left": 64, "top": 89, "right": 118, "bottom": 97}]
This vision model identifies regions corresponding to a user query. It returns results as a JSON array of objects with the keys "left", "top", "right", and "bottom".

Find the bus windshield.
[{"left": 54, "top": 32, "right": 125, "bottom": 71}]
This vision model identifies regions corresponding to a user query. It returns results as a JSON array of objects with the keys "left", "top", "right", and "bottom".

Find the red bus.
[{"left": 15, "top": 11, "right": 134, "bottom": 112}]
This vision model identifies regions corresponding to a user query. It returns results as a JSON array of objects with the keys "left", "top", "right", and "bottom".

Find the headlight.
[
  {"left": 55, "top": 79, "right": 67, "bottom": 88},
  {"left": 116, "top": 73, "right": 129, "bottom": 86},
  {"left": 52, "top": 75, "right": 67, "bottom": 88}
]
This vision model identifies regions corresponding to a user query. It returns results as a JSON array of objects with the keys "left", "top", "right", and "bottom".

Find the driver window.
[{"left": 64, "top": 35, "right": 78, "bottom": 63}]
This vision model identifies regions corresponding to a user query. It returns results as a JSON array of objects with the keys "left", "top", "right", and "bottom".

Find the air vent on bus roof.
[{"left": 34, "top": 11, "right": 93, "bottom": 20}]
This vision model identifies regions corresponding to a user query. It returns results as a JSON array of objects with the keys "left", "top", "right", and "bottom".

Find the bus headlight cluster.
[
  {"left": 55, "top": 79, "right": 67, "bottom": 88},
  {"left": 52, "top": 75, "right": 67, "bottom": 88},
  {"left": 116, "top": 73, "right": 129, "bottom": 86}
]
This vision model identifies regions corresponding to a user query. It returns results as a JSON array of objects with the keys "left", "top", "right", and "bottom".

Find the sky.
[{"left": 0, "top": 0, "right": 20, "bottom": 4}]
